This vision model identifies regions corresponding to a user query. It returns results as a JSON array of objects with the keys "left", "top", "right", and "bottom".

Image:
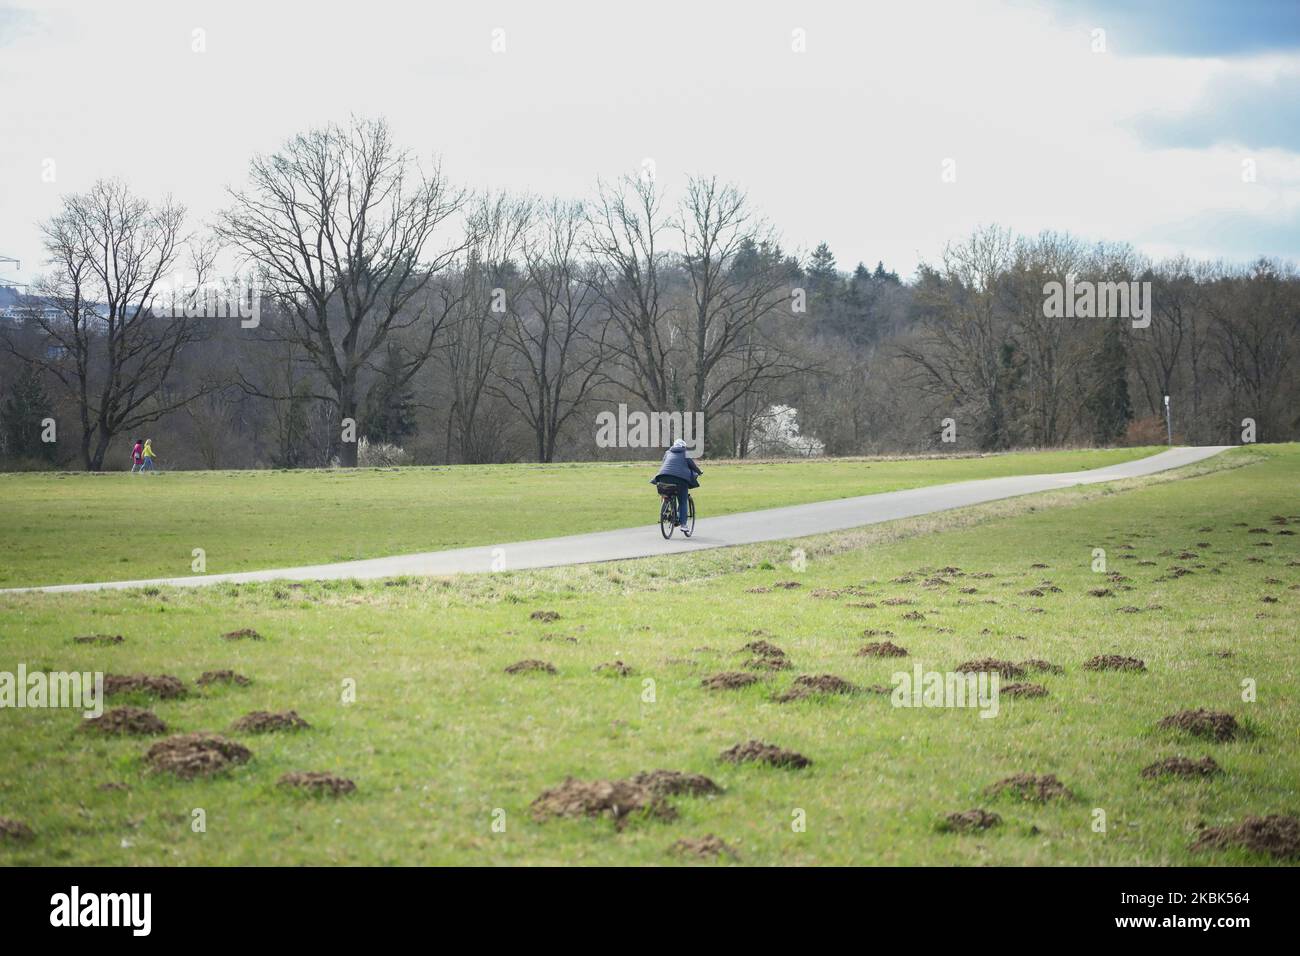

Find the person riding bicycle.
[{"left": 650, "top": 438, "right": 702, "bottom": 531}]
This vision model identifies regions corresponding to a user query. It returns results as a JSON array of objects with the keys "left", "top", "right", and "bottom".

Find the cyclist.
[{"left": 650, "top": 438, "right": 701, "bottom": 533}]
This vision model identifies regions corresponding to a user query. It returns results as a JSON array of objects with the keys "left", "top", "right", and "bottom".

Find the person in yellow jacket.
[{"left": 140, "top": 438, "right": 159, "bottom": 474}]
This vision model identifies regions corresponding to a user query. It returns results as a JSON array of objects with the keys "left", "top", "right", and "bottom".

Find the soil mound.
[
  {"left": 857, "top": 641, "right": 908, "bottom": 657},
  {"left": 1159, "top": 709, "right": 1240, "bottom": 741},
  {"left": 954, "top": 659, "right": 1025, "bottom": 678},
  {"left": 1141, "top": 756, "right": 1221, "bottom": 779},
  {"left": 278, "top": 771, "right": 356, "bottom": 795},
  {"left": 0, "top": 818, "right": 34, "bottom": 841},
  {"left": 231, "top": 710, "right": 310, "bottom": 733},
  {"left": 196, "top": 670, "right": 251, "bottom": 687},
  {"left": 104, "top": 674, "right": 188, "bottom": 699},
  {"left": 505, "top": 659, "right": 557, "bottom": 674},
  {"left": 1191, "top": 815, "right": 1299, "bottom": 859},
  {"left": 719, "top": 739, "right": 811, "bottom": 769},
  {"left": 942, "top": 809, "right": 1001, "bottom": 832},
  {"left": 701, "top": 671, "right": 759, "bottom": 690},
  {"left": 1083, "top": 655, "right": 1146, "bottom": 672},
  {"left": 669, "top": 834, "right": 738, "bottom": 859},
  {"left": 145, "top": 733, "right": 251, "bottom": 779},
  {"left": 74, "top": 634, "right": 123, "bottom": 645},
  {"left": 987, "top": 773, "right": 1072, "bottom": 802},
  {"left": 82, "top": 707, "right": 166, "bottom": 736}
]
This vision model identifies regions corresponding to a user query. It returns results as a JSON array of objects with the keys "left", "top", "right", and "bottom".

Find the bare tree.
[
  {"left": 898, "top": 226, "right": 1021, "bottom": 449},
  {"left": 676, "top": 177, "right": 803, "bottom": 435},
  {"left": 586, "top": 174, "right": 677, "bottom": 410},
  {"left": 493, "top": 199, "right": 610, "bottom": 461},
  {"left": 443, "top": 193, "right": 533, "bottom": 462},
  {"left": 2, "top": 180, "right": 217, "bottom": 470},
  {"left": 220, "top": 116, "right": 469, "bottom": 466}
]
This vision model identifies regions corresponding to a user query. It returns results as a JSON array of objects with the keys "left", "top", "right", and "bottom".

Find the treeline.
[{"left": 1, "top": 118, "right": 1296, "bottom": 471}]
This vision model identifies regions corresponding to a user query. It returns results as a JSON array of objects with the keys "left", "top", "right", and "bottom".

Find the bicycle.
[{"left": 656, "top": 482, "right": 695, "bottom": 539}]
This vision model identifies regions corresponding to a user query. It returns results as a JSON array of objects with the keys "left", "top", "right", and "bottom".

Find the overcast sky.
[{"left": 1, "top": 0, "right": 1297, "bottom": 286}]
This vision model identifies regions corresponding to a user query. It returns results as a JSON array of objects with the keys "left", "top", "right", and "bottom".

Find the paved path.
[{"left": 5, "top": 446, "right": 1231, "bottom": 594}]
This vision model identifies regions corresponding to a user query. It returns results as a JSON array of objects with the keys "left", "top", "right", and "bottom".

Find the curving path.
[{"left": 4, "top": 446, "right": 1232, "bottom": 594}]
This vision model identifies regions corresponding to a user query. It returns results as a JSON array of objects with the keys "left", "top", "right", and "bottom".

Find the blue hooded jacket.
[{"left": 651, "top": 441, "right": 702, "bottom": 488}]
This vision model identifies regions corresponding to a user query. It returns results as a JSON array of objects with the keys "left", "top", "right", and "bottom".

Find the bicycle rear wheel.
[
  {"left": 659, "top": 498, "right": 674, "bottom": 539},
  {"left": 683, "top": 495, "right": 695, "bottom": 536}
]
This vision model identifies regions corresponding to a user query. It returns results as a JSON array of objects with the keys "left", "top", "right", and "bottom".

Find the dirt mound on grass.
[
  {"left": 529, "top": 610, "right": 560, "bottom": 622},
  {"left": 531, "top": 777, "right": 674, "bottom": 827},
  {"left": 532, "top": 770, "right": 719, "bottom": 829},
  {"left": 505, "top": 659, "right": 557, "bottom": 675},
  {"left": 1000, "top": 683, "right": 1048, "bottom": 698},
  {"left": 195, "top": 670, "right": 251, "bottom": 687},
  {"left": 1020, "top": 659, "right": 1064, "bottom": 674},
  {"left": 739, "top": 639, "right": 785, "bottom": 659},
  {"left": 1083, "top": 655, "right": 1146, "bottom": 672},
  {"left": 82, "top": 707, "right": 166, "bottom": 736},
  {"left": 104, "top": 674, "right": 188, "bottom": 700},
  {"left": 942, "top": 809, "right": 1001, "bottom": 832},
  {"left": 221, "top": 628, "right": 263, "bottom": 641},
  {"left": 857, "top": 641, "right": 909, "bottom": 657},
  {"left": 772, "top": 581, "right": 802, "bottom": 589},
  {"left": 669, "top": 834, "right": 739, "bottom": 860},
  {"left": 1191, "top": 815, "right": 1300, "bottom": 860},
  {"left": 701, "top": 671, "right": 759, "bottom": 690},
  {"left": 987, "top": 773, "right": 1073, "bottom": 802},
  {"left": 145, "top": 733, "right": 252, "bottom": 779},
  {"left": 628, "top": 770, "right": 721, "bottom": 797},
  {"left": 1158, "top": 709, "right": 1241, "bottom": 741},
  {"left": 744, "top": 656, "right": 791, "bottom": 671},
  {"left": 0, "top": 818, "right": 34, "bottom": 841},
  {"left": 231, "top": 710, "right": 310, "bottom": 733},
  {"left": 73, "top": 634, "right": 123, "bottom": 645},
  {"left": 774, "top": 674, "right": 858, "bottom": 702},
  {"left": 278, "top": 771, "right": 356, "bottom": 796},
  {"left": 720, "top": 740, "right": 811, "bottom": 769},
  {"left": 594, "top": 661, "right": 634, "bottom": 676},
  {"left": 955, "top": 659, "right": 1025, "bottom": 678},
  {"left": 1141, "top": 756, "right": 1221, "bottom": 779}
]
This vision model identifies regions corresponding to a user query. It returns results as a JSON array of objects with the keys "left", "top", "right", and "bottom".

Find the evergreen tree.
[
  {"left": 1086, "top": 324, "right": 1133, "bottom": 445},
  {"left": 361, "top": 344, "right": 418, "bottom": 446},
  {"left": 1, "top": 365, "right": 55, "bottom": 462},
  {"left": 806, "top": 242, "right": 838, "bottom": 281}
]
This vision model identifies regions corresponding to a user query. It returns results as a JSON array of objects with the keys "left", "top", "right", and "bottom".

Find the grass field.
[
  {"left": 0, "top": 447, "right": 1158, "bottom": 587},
  {"left": 0, "top": 443, "right": 1294, "bottom": 865}
]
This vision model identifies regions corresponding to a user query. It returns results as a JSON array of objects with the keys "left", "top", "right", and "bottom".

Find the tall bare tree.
[
  {"left": 898, "top": 226, "right": 1021, "bottom": 448},
  {"left": 2, "top": 179, "right": 216, "bottom": 470},
  {"left": 493, "top": 199, "right": 610, "bottom": 461},
  {"left": 676, "top": 176, "right": 802, "bottom": 434},
  {"left": 443, "top": 193, "right": 533, "bottom": 462},
  {"left": 586, "top": 174, "right": 677, "bottom": 410},
  {"left": 220, "top": 117, "right": 469, "bottom": 466}
]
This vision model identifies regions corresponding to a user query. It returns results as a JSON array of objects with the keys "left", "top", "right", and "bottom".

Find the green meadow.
[{"left": 0, "top": 444, "right": 1294, "bottom": 865}]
